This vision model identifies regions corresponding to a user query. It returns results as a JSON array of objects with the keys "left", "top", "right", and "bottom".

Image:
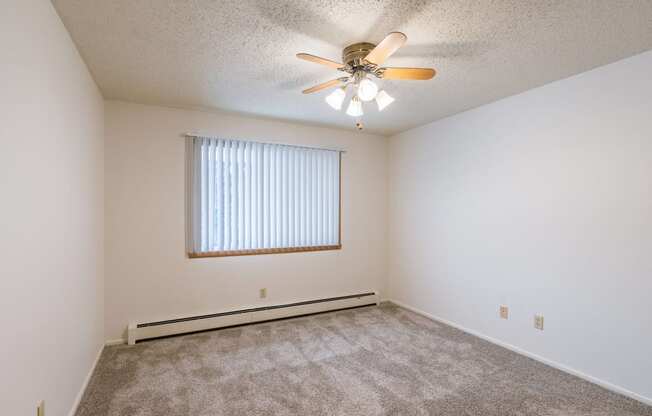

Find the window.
[{"left": 187, "top": 136, "right": 341, "bottom": 257}]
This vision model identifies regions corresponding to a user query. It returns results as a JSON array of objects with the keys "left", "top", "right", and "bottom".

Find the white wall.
[
  {"left": 104, "top": 101, "right": 388, "bottom": 341},
  {"left": 0, "top": 1, "right": 105, "bottom": 416},
  {"left": 388, "top": 50, "right": 652, "bottom": 402}
]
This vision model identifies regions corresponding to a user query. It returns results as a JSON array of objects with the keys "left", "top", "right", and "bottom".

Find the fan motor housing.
[{"left": 342, "top": 42, "right": 376, "bottom": 67}]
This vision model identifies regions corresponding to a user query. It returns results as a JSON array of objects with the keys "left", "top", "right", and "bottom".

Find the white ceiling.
[{"left": 53, "top": 0, "right": 652, "bottom": 135}]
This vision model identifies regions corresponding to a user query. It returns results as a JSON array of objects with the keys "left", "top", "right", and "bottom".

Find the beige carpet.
[{"left": 76, "top": 304, "right": 652, "bottom": 415}]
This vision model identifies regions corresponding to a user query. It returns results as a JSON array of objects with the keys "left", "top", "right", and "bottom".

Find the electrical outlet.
[
  {"left": 259, "top": 288, "right": 267, "bottom": 299},
  {"left": 37, "top": 400, "right": 45, "bottom": 416},
  {"left": 534, "top": 315, "right": 544, "bottom": 330},
  {"left": 499, "top": 305, "right": 509, "bottom": 319}
]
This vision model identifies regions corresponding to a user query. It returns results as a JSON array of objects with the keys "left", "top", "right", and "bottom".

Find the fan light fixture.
[
  {"left": 357, "top": 78, "right": 378, "bottom": 101},
  {"left": 296, "top": 32, "right": 437, "bottom": 130},
  {"left": 346, "top": 96, "right": 363, "bottom": 117},
  {"left": 325, "top": 87, "right": 346, "bottom": 110},
  {"left": 375, "top": 90, "right": 395, "bottom": 111}
]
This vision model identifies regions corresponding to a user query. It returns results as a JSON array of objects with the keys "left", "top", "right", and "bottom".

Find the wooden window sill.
[{"left": 188, "top": 245, "right": 342, "bottom": 258}]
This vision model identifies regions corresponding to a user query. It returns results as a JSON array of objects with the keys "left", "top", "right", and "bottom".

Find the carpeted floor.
[{"left": 76, "top": 303, "right": 652, "bottom": 415}]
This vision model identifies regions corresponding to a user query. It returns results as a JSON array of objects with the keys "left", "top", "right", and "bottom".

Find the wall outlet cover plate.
[{"left": 500, "top": 305, "right": 509, "bottom": 319}]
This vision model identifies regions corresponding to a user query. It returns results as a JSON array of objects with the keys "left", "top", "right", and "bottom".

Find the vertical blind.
[{"left": 188, "top": 136, "right": 341, "bottom": 255}]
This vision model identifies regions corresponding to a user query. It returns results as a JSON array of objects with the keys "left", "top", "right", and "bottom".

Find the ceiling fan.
[{"left": 297, "top": 32, "right": 436, "bottom": 130}]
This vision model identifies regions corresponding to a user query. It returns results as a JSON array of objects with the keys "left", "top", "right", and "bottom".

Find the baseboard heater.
[{"left": 127, "top": 292, "right": 379, "bottom": 344}]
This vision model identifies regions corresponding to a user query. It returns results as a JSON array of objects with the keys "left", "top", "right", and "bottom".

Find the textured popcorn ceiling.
[{"left": 53, "top": 0, "right": 652, "bottom": 135}]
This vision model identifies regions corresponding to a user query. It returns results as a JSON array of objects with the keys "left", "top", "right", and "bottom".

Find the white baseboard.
[
  {"left": 105, "top": 338, "right": 125, "bottom": 346},
  {"left": 68, "top": 344, "right": 104, "bottom": 416},
  {"left": 127, "top": 292, "right": 379, "bottom": 344},
  {"left": 388, "top": 299, "right": 652, "bottom": 407}
]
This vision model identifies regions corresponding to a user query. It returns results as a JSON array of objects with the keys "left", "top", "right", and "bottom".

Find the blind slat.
[{"left": 216, "top": 140, "right": 224, "bottom": 250}]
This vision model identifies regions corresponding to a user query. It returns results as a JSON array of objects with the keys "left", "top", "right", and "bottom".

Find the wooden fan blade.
[
  {"left": 302, "top": 78, "right": 343, "bottom": 94},
  {"left": 364, "top": 32, "right": 407, "bottom": 65},
  {"left": 296, "top": 53, "right": 343, "bottom": 70},
  {"left": 381, "top": 67, "right": 436, "bottom": 80}
]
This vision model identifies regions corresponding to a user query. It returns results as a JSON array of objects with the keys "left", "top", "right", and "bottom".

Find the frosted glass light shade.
[
  {"left": 325, "top": 87, "right": 346, "bottom": 110},
  {"left": 358, "top": 78, "right": 378, "bottom": 101},
  {"left": 375, "top": 90, "right": 395, "bottom": 111},
  {"left": 346, "top": 96, "right": 364, "bottom": 117}
]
